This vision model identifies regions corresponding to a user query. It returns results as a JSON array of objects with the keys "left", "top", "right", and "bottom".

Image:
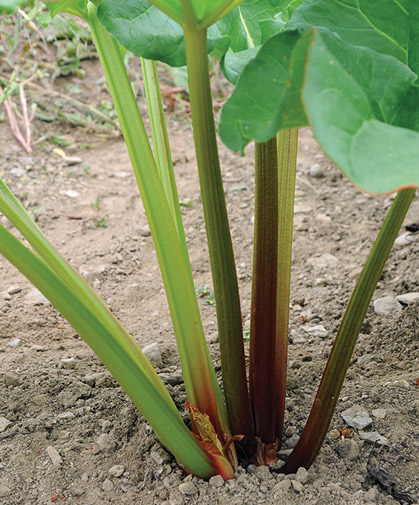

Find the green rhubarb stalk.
[
  {"left": 0, "top": 222, "right": 215, "bottom": 478},
  {"left": 87, "top": 5, "right": 228, "bottom": 442},
  {"left": 249, "top": 130, "right": 298, "bottom": 450},
  {"left": 182, "top": 24, "right": 254, "bottom": 444},
  {"left": 281, "top": 188, "right": 415, "bottom": 473},
  {"left": 141, "top": 56, "right": 187, "bottom": 255}
]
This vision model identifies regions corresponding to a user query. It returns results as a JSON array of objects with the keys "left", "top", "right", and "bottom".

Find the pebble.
[
  {"left": 384, "top": 379, "right": 410, "bottom": 388},
  {"left": 373, "top": 296, "right": 402, "bottom": 316},
  {"left": 336, "top": 439, "right": 360, "bottom": 461},
  {"left": 396, "top": 292, "right": 419, "bottom": 305},
  {"left": 65, "top": 189, "right": 80, "bottom": 199},
  {"left": 295, "top": 467, "right": 309, "bottom": 484},
  {"left": 61, "top": 357, "right": 76, "bottom": 369},
  {"left": 304, "top": 324, "right": 328, "bottom": 338},
  {"left": 179, "top": 481, "right": 198, "bottom": 495},
  {"left": 158, "top": 373, "right": 183, "bottom": 386},
  {"left": 102, "top": 479, "right": 114, "bottom": 492},
  {"left": 0, "top": 417, "right": 12, "bottom": 432},
  {"left": 142, "top": 342, "right": 164, "bottom": 369},
  {"left": 137, "top": 224, "right": 151, "bottom": 237},
  {"left": 84, "top": 372, "right": 111, "bottom": 387},
  {"left": 291, "top": 479, "right": 304, "bottom": 493},
  {"left": 57, "top": 381, "right": 91, "bottom": 408},
  {"left": 372, "top": 408, "right": 386, "bottom": 419},
  {"left": 3, "top": 373, "right": 20, "bottom": 386},
  {"left": 151, "top": 447, "right": 171, "bottom": 465},
  {"left": 9, "top": 338, "right": 21, "bottom": 348},
  {"left": 96, "top": 433, "right": 117, "bottom": 454},
  {"left": 63, "top": 156, "right": 82, "bottom": 166},
  {"left": 209, "top": 475, "right": 224, "bottom": 488},
  {"left": 309, "top": 163, "right": 325, "bottom": 178},
  {"left": 109, "top": 464, "right": 125, "bottom": 477},
  {"left": 7, "top": 285, "right": 21, "bottom": 294},
  {"left": 254, "top": 465, "right": 273, "bottom": 481},
  {"left": 46, "top": 446, "right": 63, "bottom": 466},
  {"left": 24, "top": 288, "right": 50, "bottom": 305},
  {"left": 394, "top": 232, "right": 415, "bottom": 246},
  {"left": 341, "top": 406, "right": 372, "bottom": 429},
  {"left": 80, "top": 266, "right": 107, "bottom": 282},
  {"left": 57, "top": 412, "right": 76, "bottom": 420},
  {"left": 274, "top": 479, "right": 292, "bottom": 490},
  {"left": 1, "top": 292, "right": 11, "bottom": 300},
  {"left": 358, "top": 431, "right": 389, "bottom": 445}
]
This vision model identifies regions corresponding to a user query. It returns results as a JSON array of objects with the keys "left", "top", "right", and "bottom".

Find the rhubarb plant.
[{"left": 1, "top": 0, "right": 418, "bottom": 480}]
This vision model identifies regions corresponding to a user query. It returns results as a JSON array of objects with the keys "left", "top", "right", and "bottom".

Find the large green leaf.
[
  {"left": 219, "top": 30, "right": 311, "bottom": 151},
  {"left": 97, "top": 0, "right": 228, "bottom": 66},
  {"left": 220, "top": 2, "right": 419, "bottom": 193},
  {"left": 217, "top": 0, "right": 285, "bottom": 83},
  {"left": 288, "top": 0, "right": 412, "bottom": 69},
  {"left": 43, "top": 0, "right": 87, "bottom": 18}
]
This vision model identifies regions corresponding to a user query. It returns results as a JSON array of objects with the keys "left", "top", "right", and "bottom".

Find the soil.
[{"left": 0, "top": 53, "right": 418, "bottom": 505}]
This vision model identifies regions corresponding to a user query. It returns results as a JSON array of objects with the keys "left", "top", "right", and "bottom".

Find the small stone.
[
  {"left": 7, "top": 285, "right": 21, "bottom": 294},
  {"left": 151, "top": 447, "right": 171, "bottom": 465},
  {"left": 96, "top": 433, "right": 117, "bottom": 455},
  {"left": 3, "top": 373, "right": 20, "bottom": 386},
  {"left": 158, "top": 373, "right": 183, "bottom": 386},
  {"left": 137, "top": 224, "right": 151, "bottom": 237},
  {"left": 394, "top": 232, "right": 415, "bottom": 247},
  {"left": 57, "top": 412, "right": 76, "bottom": 420},
  {"left": 341, "top": 406, "right": 372, "bottom": 430},
  {"left": 373, "top": 296, "right": 402, "bottom": 316},
  {"left": 291, "top": 479, "right": 304, "bottom": 493},
  {"left": 304, "top": 325, "right": 328, "bottom": 338},
  {"left": 63, "top": 156, "right": 82, "bottom": 166},
  {"left": 179, "top": 482, "right": 198, "bottom": 496},
  {"left": 0, "top": 417, "right": 12, "bottom": 432},
  {"left": 81, "top": 473, "right": 89, "bottom": 482},
  {"left": 102, "top": 479, "right": 114, "bottom": 492},
  {"left": 364, "top": 486, "right": 380, "bottom": 503},
  {"left": 46, "top": 446, "right": 63, "bottom": 465},
  {"left": 80, "top": 266, "right": 107, "bottom": 282},
  {"left": 24, "top": 288, "right": 50, "bottom": 305},
  {"left": 254, "top": 465, "right": 273, "bottom": 481},
  {"left": 61, "top": 357, "right": 76, "bottom": 369},
  {"left": 278, "top": 449, "right": 293, "bottom": 461},
  {"left": 396, "top": 292, "right": 419, "bottom": 305},
  {"left": 330, "top": 428, "right": 341, "bottom": 440},
  {"left": 9, "top": 338, "right": 21, "bottom": 348},
  {"left": 209, "top": 475, "right": 224, "bottom": 488},
  {"left": 1, "top": 292, "right": 11, "bottom": 300},
  {"left": 309, "top": 163, "right": 325, "bottom": 178},
  {"left": 109, "top": 465, "right": 125, "bottom": 477},
  {"left": 285, "top": 434, "right": 300, "bottom": 449},
  {"left": 65, "top": 189, "right": 80, "bottom": 199},
  {"left": 336, "top": 439, "right": 360, "bottom": 461},
  {"left": 142, "top": 342, "right": 164, "bottom": 369},
  {"left": 372, "top": 408, "right": 386, "bottom": 419},
  {"left": 274, "top": 479, "right": 292, "bottom": 490},
  {"left": 246, "top": 464, "right": 257, "bottom": 474},
  {"left": 84, "top": 372, "right": 109, "bottom": 387},
  {"left": 358, "top": 431, "right": 389, "bottom": 446},
  {"left": 295, "top": 467, "right": 309, "bottom": 484}
]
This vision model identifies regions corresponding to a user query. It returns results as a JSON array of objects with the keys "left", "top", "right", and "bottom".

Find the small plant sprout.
[{"left": 1, "top": 0, "right": 418, "bottom": 481}]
